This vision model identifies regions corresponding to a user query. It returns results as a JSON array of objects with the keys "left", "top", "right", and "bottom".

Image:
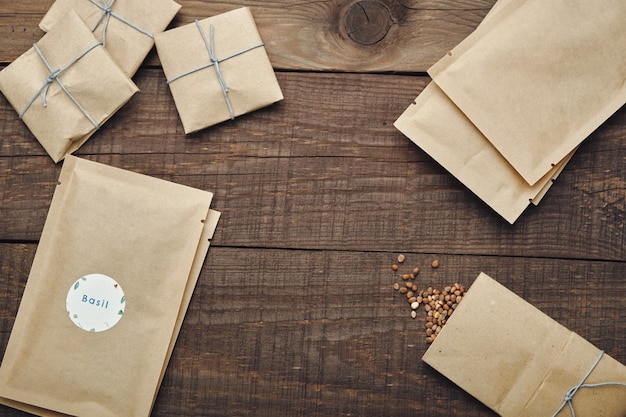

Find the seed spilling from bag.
[{"left": 389, "top": 255, "right": 463, "bottom": 344}]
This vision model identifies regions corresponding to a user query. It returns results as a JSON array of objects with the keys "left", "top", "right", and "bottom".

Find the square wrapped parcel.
[{"left": 155, "top": 7, "right": 284, "bottom": 133}]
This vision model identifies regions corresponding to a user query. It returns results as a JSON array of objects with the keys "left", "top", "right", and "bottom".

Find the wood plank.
[
  {"left": 1, "top": 243, "right": 624, "bottom": 417},
  {"left": 1, "top": 70, "right": 625, "bottom": 261},
  {"left": 0, "top": 0, "right": 495, "bottom": 72}
]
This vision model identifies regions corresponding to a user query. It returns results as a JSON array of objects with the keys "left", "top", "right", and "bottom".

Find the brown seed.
[
  {"left": 426, "top": 328, "right": 433, "bottom": 336},
  {"left": 397, "top": 254, "right": 406, "bottom": 263},
  {"left": 411, "top": 284, "right": 418, "bottom": 292},
  {"left": 413, "top": 267, "right": 419, "bottom": 275},
  {"left": 416, "top": 296, "right": 423, "bottom": 303},
  {"left": 426, "top": 336, "right": 434, "bottom": 343},
  {"left": 424, "top": 304, "right": 431, "bottom": 312},
  {"left": 399, "top": 287, "right": 407, "bottom": 294},
  {"left": 409, "top": 273, "right": 415, "bottom": 280},
  {"left": 408, "top": 296, "right": 417, "bottom": 303},
  {"left": 405, "top": 281, "right": 413, "bottom": 289},
  {"left": 391, "top": 264, "right": 398, "bottom": 271},
  {"left": 393, "top": 283, "right": 400, "bottom": 290},
  {"left": 402, "top": 274, "right": 410, "bottom": 281},
  {"left": 431, "top": 259, "right": 440, "bottom": 268},
  {"left": 406, "top": 291, "right": 414, "bottom": 299}
]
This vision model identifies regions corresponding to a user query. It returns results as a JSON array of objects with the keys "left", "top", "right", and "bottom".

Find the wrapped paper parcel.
[
  {"left": 155, "top": 7, "right": 284, "bottom": 134},
  {"left": 0, "top": 156, "right": 220, "bottom": 417},
  {"left": 0, "top": 10, "right": 138, "bottom": 163},
  {"left": 423, "top": 272, "right": 626, "bottom": 417},
  {"left": 40, "top": 0, "right": 181, "bottom": 77}
]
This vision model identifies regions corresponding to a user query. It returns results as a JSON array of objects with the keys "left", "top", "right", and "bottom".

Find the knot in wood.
[{"left": 344, "top": 1, "right": 393, "bottom": 45}]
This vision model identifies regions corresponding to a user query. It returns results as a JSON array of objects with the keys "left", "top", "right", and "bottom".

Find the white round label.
[{"left": 66, "top": 274, "right": 126, "bottom": 332}]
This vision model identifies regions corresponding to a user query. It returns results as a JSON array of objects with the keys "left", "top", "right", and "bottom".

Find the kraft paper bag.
[
  {"left": 394, "top": 82, "right": 572, "bottom": 224},
  {"left": 155, "top": 7, "right": 284, "bottom": 134},
  {"left": 423, "top": 272, "right": 626, "bottom": 417},
  {"left": 0, "top": 10, "right": 138, "bottom": 163},
  {"left": 428, "top": 0, "right": 626, "bottom": 186},
  {"left": 40, "top": 0, "right": 181, "bottom": 77},
  {"left": 0, "top": 156, "right": 220, "bottom": 417}
]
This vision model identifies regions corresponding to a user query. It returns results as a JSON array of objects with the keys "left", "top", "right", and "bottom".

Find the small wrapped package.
[
  {"left": 428, "top": 0, "right": 626, "bottom": 186},
  {"left": 0, "top": 10, "right": 138, "bottom": 163},
  {"left": 423, "top": 272, "right": 626, "bottom": 417},
  {"left": 40, "top": 0, "right": 181, "bottom": 77},
  {"left": 394, "top": 82, "right": 572, "bottom": 224},
  {"left": 0, "top": 156, "right": 220, "bottom": 417},
  {"left": 155, "top": 7, "right": 284, "bottom": 134}
]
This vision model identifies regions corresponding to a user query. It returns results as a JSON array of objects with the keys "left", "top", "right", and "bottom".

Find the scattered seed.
[{"left": 388, "top": 256, "right": 464, "bottom": 344}]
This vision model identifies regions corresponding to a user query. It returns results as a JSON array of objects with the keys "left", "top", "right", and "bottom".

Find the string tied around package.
[
  {"left": 20, "top": 42, "right": 102, "bottom": 130},
  {"left": 88, "top": 0, "right": 154, "bottom": 46},
  {"left": 550, "top": 350, "right": 626, "bottom": 417},
  {"left": 166, "top": 20, "right": 265, "bottom": 120}
]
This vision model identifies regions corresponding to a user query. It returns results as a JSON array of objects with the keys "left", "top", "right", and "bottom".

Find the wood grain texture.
[
  {"left": 1, "top": 244, "right": 625, "bottom": 417},
  {"left": 0, "top": 0, "right": 495, "bottom": 72},
  {"left": 0, "top": 1, "right": 625, "bottom": 416},
  {"left": 1, "top": 70, "right": 625, "bottom": 261}
]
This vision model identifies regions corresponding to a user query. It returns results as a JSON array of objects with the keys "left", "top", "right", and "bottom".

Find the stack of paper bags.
[
  {"left": 423, "top": 272, "right": 626, "bottom": 416},
  {"left": 394, "top": 0, "right": 626, "bottom": 223},
  {"left": 0, "top": 0, "right": 181, "bottom": 162},
  {"left": 0, "top": 156, "right": 220, "bottom": 416},
  {"left": 40, "top": 0, "right": 181, "bottom": 77}
]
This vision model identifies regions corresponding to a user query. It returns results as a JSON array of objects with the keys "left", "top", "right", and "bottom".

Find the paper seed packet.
[{"left": 0, "top": 156, "right": 220, "bottom": 417}]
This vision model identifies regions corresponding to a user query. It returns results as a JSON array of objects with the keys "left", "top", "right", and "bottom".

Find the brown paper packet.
[
  {"left": 40, "top": 0, "right": 181, "bottom": 77},
  {"left": 394, "top": 82, "right": 571, "bottom": 224},
  {"left": 0, "top": 10, "right": 138, "bottom": 163},
  {"left": 0, "top": 156, "right": 219, "bottom": 417},
  {"left": 0, "top": 208, "right": 221, "bottom": 417},
  {"left": 155, "top": 7, "right": 284, "bottom": 134},
  {"left": 428, "top": 0, "right": 626, "bottom": 186},
  {"left": 423, "top": 272, "right": 626, "bottom": 417}
]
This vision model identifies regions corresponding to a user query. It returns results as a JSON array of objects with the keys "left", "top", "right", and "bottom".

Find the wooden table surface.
[{"left": 1, "top": 1, "right": 625, "bottom": 416}]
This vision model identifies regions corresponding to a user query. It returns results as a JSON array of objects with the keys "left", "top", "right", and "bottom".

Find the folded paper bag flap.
[
  {"left": 422, "top": 273, "right": 626, "bottom": 417},
  {"left": 427, "top": 0, "right": 626, "bottom": 186}
]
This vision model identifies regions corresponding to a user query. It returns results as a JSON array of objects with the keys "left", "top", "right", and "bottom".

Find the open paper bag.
[
  {"left": 40, "top": 0, "right": 181, "bottom": 77},
  {"left": 155, "top": 7, "right": 284, "bottom": 134},
  {"left": 0, "top": 10, "right": 138, "bottom": 163},
  {"left": 0, "top": 156, "right": 220, "bottom": 417},
  {"left": 423, "top": 272, "right": 626, "bottom": 417},
  {"left": 394, "top": 82, "right": 573, "bottom": 223},
  {"left": 428, "top": 0, "right": 626, "bottom": 186}
]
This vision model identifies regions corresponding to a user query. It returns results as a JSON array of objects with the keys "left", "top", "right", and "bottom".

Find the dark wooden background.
[{"left": 1, "top": 1, "right": 625, "bottom": 416}]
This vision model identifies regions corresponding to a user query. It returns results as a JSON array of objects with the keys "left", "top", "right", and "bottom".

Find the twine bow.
[
  {"left": 20, "top": 42, "right": 102, "bottom": 130},
  {"left": 166, "top": 20, "right": 265, "bottom": 120},
  {"left": 550, "top": 350, "right": 626, "bottom": 417},
  {"left": 88, "top": 0, "right": 153, "bottom": 46}
]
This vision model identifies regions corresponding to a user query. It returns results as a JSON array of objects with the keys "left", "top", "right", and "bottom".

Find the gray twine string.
[
  {"left": 550, "top": 350, "right": 626, "bottom": 417},
  {"left": 166, "top": 20, "right": 265, "bottom": 120},
  {"left": 19, "top": 42, "right": 102, "bottom": 130},
  {"left": 88, "top": 0, "right": 153, "bottom": 46}
]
